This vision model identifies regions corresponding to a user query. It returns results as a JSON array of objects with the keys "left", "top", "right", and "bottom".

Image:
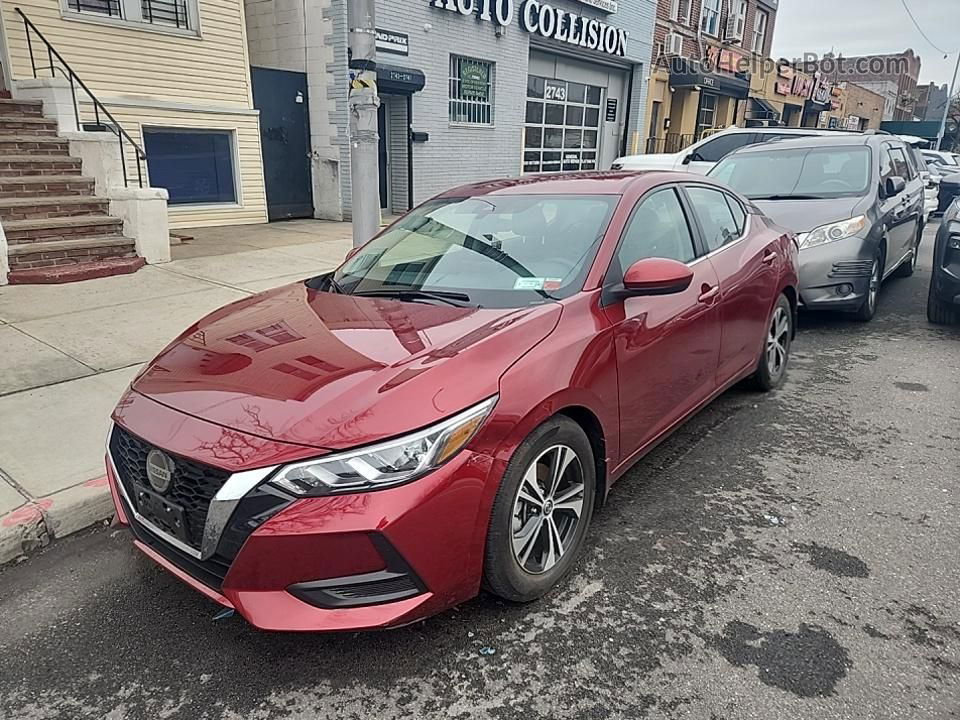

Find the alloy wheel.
[
  {"left": 511, "top": 444, "right": 585, "bottom": 575},
  {"left": 766, "top": 306, "right": 790, "bottom": 378}
]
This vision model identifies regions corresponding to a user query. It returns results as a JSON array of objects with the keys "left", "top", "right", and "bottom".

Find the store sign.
[
  {"left": 428, "top": 0, "right": 628, "bottom": 58},
  {"left": 574, "top": 0, "right": 618, "bottom": 13},
  {"left": 846, "top": 115, "right": 860, "bottom": 130},
  {"left": 460, "top": 61, "right": 490, "bottom": 99},
  {"left": 376, "top": 28, "right": 409, "bottom": 56},
  {"left": 605, "top": 98, "right": 618, "bottom": 122}
]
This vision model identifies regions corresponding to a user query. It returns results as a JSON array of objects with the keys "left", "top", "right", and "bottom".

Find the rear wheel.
[
  {"left": 751, "top": 293, "right": 792, "bottom": 392},
  {"left": 927, "top": 278, "right": 959, "bottom": 325},
  {"left": 483, "top": 416, "right": 596, "bottom": 602},
  {"left": 854, "top": 251, "right": 883, "bottom": 322}
]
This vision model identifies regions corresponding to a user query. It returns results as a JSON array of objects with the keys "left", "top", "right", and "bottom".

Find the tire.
[
  {"left": 892, "top": 222, "right": 922, "bottom": 278},
  {"left": 927, "top": 278, "right": 959, "bottom": 325},
  {"left": 854, "top": 250, "right": 883, "bottom": 322},
  {"left": 751, "top": 293, "right": 793, "bottom": 392},
  {"left": 483, "top": 416, "right": 597, "bottom": 603}
]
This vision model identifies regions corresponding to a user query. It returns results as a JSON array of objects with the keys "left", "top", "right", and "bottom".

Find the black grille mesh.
[{"left": 110, "top": 426, "right": 230, "bottom": 550}]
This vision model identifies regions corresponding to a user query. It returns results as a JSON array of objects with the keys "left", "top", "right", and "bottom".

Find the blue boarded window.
[{"left": 143, "top": 129, "right": 237, "bottom": 205}]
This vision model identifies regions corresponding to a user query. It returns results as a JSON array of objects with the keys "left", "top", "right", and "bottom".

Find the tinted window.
[
  {"left": 903, "top": 144, "right": 925, "bottom": 176},
  {"left": 888, "top": 147, "right": 912, "bottom": 180},
  {"left": 692, "top": 133, "right": 757, "bottom": 163},
  {"left": 709, "top": 145, "right": 873, "bottom": 200},
  {"left": 616, "top": 189, "right": 697, "bottom": 269},
  {"left": 686, "top": 186, "right": 741, "bottom": 252},
  {"left": 335, "top": 194, "right": 618, "bottom": 307}
]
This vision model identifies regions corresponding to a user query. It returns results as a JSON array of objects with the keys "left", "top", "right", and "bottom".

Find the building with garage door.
[{"left": 245, "top": 0, "right": 655, "bottom": 220}]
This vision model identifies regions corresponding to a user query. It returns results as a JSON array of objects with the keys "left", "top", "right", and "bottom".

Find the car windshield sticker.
[{"left": 514, "top": 277, "right": 545, "bottom": 290}]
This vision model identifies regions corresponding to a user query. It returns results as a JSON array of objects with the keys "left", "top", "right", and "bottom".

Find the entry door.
[
  {"left": 251, "top": 67, "right": 313, "bottom": 221},
  {"left": 378, "top": 101, "right": 390, "bottom": 211}
]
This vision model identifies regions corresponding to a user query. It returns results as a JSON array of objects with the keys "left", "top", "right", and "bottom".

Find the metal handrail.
[{"left": 15, "top": 7, "right": 146, "bottom": 187}]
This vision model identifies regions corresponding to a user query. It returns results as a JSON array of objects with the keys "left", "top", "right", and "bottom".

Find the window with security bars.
[
  {"left": 67, "top": 0, "right": 122, "bottom": 17},
  {"left": 141, "top": 0, "right": 190, "bottom": 28},
  {"left": 449, "top": 55, "right": 495, "bottom": 125},
  {"left": 523, "top": 75, "right": 603, "bottom": 174}
]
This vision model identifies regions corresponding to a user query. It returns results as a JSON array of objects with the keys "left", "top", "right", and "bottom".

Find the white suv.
[{"left": 613, "top": 127, "right": 857, "bottom": 175}]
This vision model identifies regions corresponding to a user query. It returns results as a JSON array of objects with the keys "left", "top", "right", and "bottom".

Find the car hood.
[
  {"left": 751, "top": 197, "right": 868, "bottom": 234},
  {"left": 616, "top": 153, "right": 679, "bottom": 170},
  {"left": 940, "top": 171, "right": 960, "bottom": 185},
  {"left": 130, "top": 282, "right": 561, "bottom": 451}
]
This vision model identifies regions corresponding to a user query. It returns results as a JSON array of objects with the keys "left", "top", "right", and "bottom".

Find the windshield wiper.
[
  {"left": 351, "top": 288, "right": 474, "bottom": 307},
  {"left": 749, "top": 194, "right": 829, "bottom": 200}
]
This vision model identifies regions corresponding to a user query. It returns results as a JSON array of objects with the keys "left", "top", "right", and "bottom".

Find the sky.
[{"left": 772, "top": 0, "right": 960, "bottom": 87}]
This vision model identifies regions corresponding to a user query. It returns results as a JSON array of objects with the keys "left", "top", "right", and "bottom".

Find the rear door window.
[{"left": 685, "top": 186, "right": 742, "bottom": 252}]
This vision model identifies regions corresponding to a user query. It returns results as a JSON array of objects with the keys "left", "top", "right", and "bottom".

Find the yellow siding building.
[{"left": 0, "top": 0, "right": 267, "bottom": 228}]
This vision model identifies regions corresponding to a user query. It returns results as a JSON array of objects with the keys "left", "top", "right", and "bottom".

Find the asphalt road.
[{"left": 2, "top": 224, "right": 959, "bottom": 720}]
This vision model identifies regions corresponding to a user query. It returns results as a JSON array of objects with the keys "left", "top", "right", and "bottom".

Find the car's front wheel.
[
  {"left": 854, "top": 251, "right": 883, "bottom": 322},
  {"left": 927, "top": 278, "right": 959, "bottom": 325},
  {"left": 483, "top": 416, "right": 596, "bottom": 602}
]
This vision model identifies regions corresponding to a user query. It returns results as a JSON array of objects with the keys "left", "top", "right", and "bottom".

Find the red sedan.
[{"left": 106, "top": 172, "right": 798, "bottom": 631}]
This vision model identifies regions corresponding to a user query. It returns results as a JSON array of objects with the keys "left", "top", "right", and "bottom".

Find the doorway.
[
  {"left": 696, "top": 92, "right": 718, "bottom": 140},
  {"left": 251, "top": 66, "right": 313, "bottom": 221},
  {"left": 377, "top": 100, "right": 390, "bottom": 211}
]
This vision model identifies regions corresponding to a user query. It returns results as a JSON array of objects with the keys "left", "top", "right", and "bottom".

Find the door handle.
[
  {"left": 761, "top": 250, "right": 778, "bottom": 265},
  {"left": 698, "top": 284, "right": 719, "bottom": 303}
]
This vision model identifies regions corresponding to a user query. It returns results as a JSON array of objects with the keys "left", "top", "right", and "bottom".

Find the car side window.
[
  {"left": 879, "top": 146, "right": 895, "bottom": 183},
  {"left": 691, "top": 133, "right": 757, "bottom": 163},
  {"left": 685, "top": 186, "right": 741, "bottom": 252},
  {"left": 725, "top": 194, "right": 747, "bottom": 235},
  {"left": 889, "top": 147, "right": 911, "bottom": 180},
  {"left": 616, "top": 188, "right": 697, "bottom": 271}
]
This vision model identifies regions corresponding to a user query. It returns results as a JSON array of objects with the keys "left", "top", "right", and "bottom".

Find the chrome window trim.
[{"left": 106, "top": 424, "right": 279, "bottom": 561}]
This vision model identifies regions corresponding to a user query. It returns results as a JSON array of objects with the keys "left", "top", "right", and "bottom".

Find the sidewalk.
[{"left": 0, "top": 219, "right": 353, "bottom": 564}]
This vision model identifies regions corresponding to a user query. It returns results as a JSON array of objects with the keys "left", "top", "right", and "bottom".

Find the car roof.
[
  {"left": 435, "top": 170, "right": 729, "bottom": 198},
  {"left": 724, "top": 133, "right": 883, "bottom": 157}
]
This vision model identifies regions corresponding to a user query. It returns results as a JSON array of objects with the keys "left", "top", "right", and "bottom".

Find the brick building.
[
  {"left": 246, "top": 0, "right": 657, "bottom": 220},
  {"left": 643, "top": 0, "right": 778, "bottom": 151},
  {"left": 806, "top": 50, "right": 921, "bottom": 121}
]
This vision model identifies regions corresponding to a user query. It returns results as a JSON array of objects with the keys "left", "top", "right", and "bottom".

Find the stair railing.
[{"left": 15, "top": 7, "right": 146, "bottom": 188}]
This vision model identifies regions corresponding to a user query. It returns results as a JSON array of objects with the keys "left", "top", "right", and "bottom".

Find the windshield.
[
  {"left": 330, "top": 194, "right": 618, "bottom": 308},
  {"left": 710, "top": 146, "right": 873, "bottom": 200}
]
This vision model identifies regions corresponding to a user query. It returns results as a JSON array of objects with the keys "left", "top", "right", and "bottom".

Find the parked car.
[
  {"left": 611, "top": 127, "right": 855, "bottom": 175},
  {"left": 922, "top": 149, "right": 959, "bottom": 172},
  {"left": 104, "top": 172, "right": 799, "bottom": 632},
  {"left": 709, "top": 134, "right": 924, "bottom": 321},
  {"left": 928, "top": 197, "right": 960, "bottom": 324},
  {"left": 899, "top": 136, "right": 939, "bottom": 222},
  {"left": 937, "top": 171, "right": 960, "bottom": 213}
]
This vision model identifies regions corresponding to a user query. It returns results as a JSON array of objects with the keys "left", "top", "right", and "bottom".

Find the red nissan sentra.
[{"left": 106, "top": 172, "right": 799, "bottom": 632}]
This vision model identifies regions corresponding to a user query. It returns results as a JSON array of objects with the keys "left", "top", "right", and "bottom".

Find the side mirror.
[
  {"left": 344, "top": 246, "right": 362, "bottom": 262},
  {"left": 885, "top": 175, "right": 906, "bottom": 197},
  {"left": 622, "top": 258, "right": 695, "bottom": 296}
]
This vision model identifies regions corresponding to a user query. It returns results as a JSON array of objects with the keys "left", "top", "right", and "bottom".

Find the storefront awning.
[
  {"left": 749, "top": 97, "right": 781, "bottom": 120},
  {"left": 378, "top": 64, "right": 426, "bottom": 95},
  {"left": 668, "top": 59, "right": 750, "bottom": 99}
]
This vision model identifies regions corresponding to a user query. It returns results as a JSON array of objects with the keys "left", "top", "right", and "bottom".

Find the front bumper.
[
  {"left": 796, "top": 235, "right": 874, "bottom": 311},
  {"left": 107, "top": 409, "right": 499, "bottom": 632}
]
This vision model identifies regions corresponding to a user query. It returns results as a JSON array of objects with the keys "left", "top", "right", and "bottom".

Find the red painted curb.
[{"left": 1, "top": 499, "right": 53, "bottom": 527}]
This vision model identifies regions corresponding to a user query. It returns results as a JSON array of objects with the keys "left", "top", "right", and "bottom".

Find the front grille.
[
  {"left": 830, "top": 260, "right": 873, "bottom": 278},
  {"left": 110, "top": 425, "right": 231, "bottom": 550}
]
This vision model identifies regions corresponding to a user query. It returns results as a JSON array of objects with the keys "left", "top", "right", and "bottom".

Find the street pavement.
[{"left": 1, "top": 224, "right": 958, "bottom": 719}]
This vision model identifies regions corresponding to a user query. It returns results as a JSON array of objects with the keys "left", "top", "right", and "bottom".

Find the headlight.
[
  {"left": 269, "top": 396, "right": 497, "bottom": 496},
  {"left": 799, "top": 215, "right": 867, "bottom": 250}
]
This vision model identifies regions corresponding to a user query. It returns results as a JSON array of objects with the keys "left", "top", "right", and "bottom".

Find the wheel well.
[
  {"left": 781, "top": 286, "right": 798, "bottom": 338},
  {"left": 557, "top": 406, "right": 608, "bottom": 508}
]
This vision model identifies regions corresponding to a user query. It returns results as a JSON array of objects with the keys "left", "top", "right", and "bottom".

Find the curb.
[{"left": 0, "top": 477, "right": 114, "bottom": 566}]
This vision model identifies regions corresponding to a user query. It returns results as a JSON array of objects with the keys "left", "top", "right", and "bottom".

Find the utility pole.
[
  {"left": 347, "top": 0, "right": 380, "bottom": 247},
  {"left": 936, "top": 51, "right": 960, "bottom": 151}
]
